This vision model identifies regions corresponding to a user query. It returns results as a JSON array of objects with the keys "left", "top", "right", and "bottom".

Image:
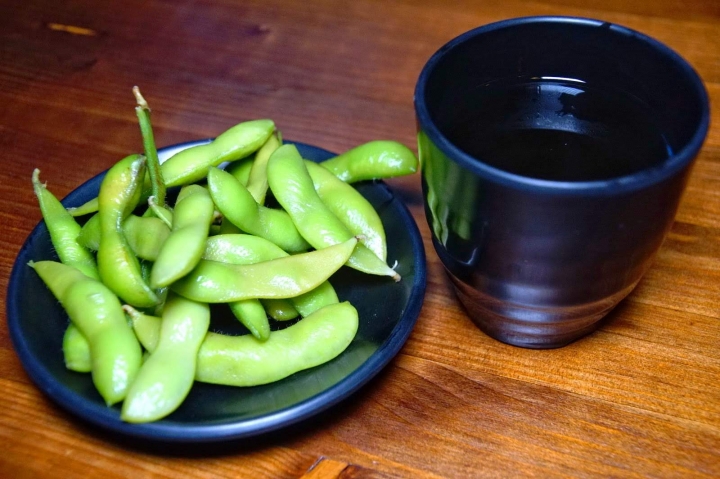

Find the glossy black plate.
[{"left": 6, "top": 140, "right": 426, "bottom": 443}]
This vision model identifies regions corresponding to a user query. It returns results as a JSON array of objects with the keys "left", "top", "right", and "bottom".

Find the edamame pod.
[
  {"left": 320, "top": 140, "right": 419, "bottom": 183},
  {"left": 246, "top": 131, "right": 282, "bottom": 204},
  {"left": 207, "top": 166, "right": 309, "bottom": 253},
  {"left": 134, "top": 301, "right": 358, "bottom": 387},
  {"left": 77, "top": 214, "right": 171, "bottom": 262},
  {"left": 161, "top": 119, "right": 275, "bottom": 187},
  {"left": 32, "top": 169, "right": 99, "bottom": 280},
  {"left": 62, "top": 324, "right": 91, "bottom": 373},
  {"left": 150, "top": 185, "right": 214, "bottom": 288},
  {"left": 225, "top": 157, "right": 253, "bottom": 186},
  {"left": 260, "top": 299, "right": 299, "bottom": 321},
  {"left": 268, "top": 145, "right": 399, "bottom": 281},
  {"left": 305, "top": 160, "right": 387, "bottom": 261},
  {"left": 228, "top": 299, "right": 270, "bottom": 341},
  {"left": 203, "top": 234, "right": 338, "bottom": 316},
  {"left": 97, "top": 155, "right": 159, "bottom": 308},
  {"left": 121, "top": 293, "right": 210, "bottom": 423},
  {"left": 30, "top": 260, "right": 143, "bottom": 405},
  {"left": 199, "top": 302, "right": 358, "bottom": 386},
  {"left": 171, "top": 237, "right": 357, "bottom": 303}
]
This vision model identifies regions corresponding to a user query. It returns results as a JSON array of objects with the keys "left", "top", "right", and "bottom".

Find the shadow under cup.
[{"left": 415, "top": 17, "right": 709, "bottom": 349}]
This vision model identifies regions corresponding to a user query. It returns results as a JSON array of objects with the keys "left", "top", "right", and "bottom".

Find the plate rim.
[{"left": 6, "top": 139, "right": 427, "bottom": 443}]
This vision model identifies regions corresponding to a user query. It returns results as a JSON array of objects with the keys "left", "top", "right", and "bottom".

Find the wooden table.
[{"left": 1, "top": 1, "right": 718, "bottom": 477}]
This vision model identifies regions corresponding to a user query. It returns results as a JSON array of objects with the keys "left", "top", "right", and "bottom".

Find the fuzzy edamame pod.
[
  {"left": 150, "top": 185, "right": 214, "bottom": 288},
  {"left": 203, "top": 234, "right": 338, "bottom": 316},
  {"left": 97, "top": 154, "right": 159, "bottom": 308},
  {"left": 267, "top": 145, "right": 400, "bottom": 281},
  {"left": 62, "top": 324, "right": 91, "bottom": 373},
  {"left": 228, "top": 299, "right": 270, "bottom": 341},
  {"left": 77, "top": 214, "right": 171, "bottom": 262},
  {"left": 245, "top": 131, "right": 282, "bottom": 204},
  {"left": 172, "top": 237, "right": 357, "bottom": 303},
  {"left": 133, "top": 301, "right": 358, "bottom": 387},
  {"left": 320, "top": 140, "right": 419, "bottom": 183},
  {"left": 160, "top": 119, "right": 275, "bottom": 187},
  {"left": 32, "top": 169, "right": 99, "bottom": 280},
  {"left": 260, "top": 299, "right": 299, "bottom": 321},
  {"left": 30, "top": 260, "right": 143, "bottom": 405},
  {"left": 224, "top": 157, "right": 253, "bottom": 186},
  {"left": 121, "top": 293, "right": 210, "bottom": 423},
  {"left": 305, "top": 160, "right": 387, "bottom": 261},
  {"left": 207, "top": 166, "right": 309, "bottom": 253}
]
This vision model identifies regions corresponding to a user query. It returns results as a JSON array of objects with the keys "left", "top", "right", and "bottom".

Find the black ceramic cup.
[{"left": 415, "top": 16, "right": 709, "bottom": 349}]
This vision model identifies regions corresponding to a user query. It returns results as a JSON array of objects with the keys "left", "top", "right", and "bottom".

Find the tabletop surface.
[{"left": 1, "top": 0, "right": 719, "bottom": 477}]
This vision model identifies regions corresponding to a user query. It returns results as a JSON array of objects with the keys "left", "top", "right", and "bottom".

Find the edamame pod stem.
[
  {"left": 203, "top": 234, "right": 338, "bottom": 316},
  {"left": 268, "top": 145, "right": 400, "bottom": 281},
  {"left": 305, "top": 160, "right": 387, "bottom": 261},
  {"left": 207, "top": 166, "right": 309, "bottom": 253},
  {"left": 121, "top": 292, "right": 210, "bottom": 423},
  {"left": 77, "top": 214, "right": 171, "bottom": 262},
  {"left": 32, "top": 169, "right": 99, "bottom": 280},
  {"left": 134, "top": 301, "right": 358, "bottom": 387},
  {"left": 97, "top": 155, "right": 159, "bottom": 308},
  {"left": 161, "top": 119, "right": 275, "bottom": 187},
  {"left": 246, "top": 131, "right": 282, "bottom": 204},
  {"left": 30, "top": 260, "right": 143, "bottom": 405},
  {"left": 68, "top": 119, "right": 276, "bottom": 217},
  {"left": 133, "top": 87, "right": 167, "bottom": 207},
  {"left": 150, "top": 185, "right": 214, "bottom": 288},
  {"left": 172, "top": 237, "right": 357, "bottom": 303},
  {"left": 320, "top": 140, "right": 419, "bottom": 183}
]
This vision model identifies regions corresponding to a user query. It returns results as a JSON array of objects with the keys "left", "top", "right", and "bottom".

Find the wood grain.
[{"left": 1, "top": 0, "right": 719, "bottom": 477}]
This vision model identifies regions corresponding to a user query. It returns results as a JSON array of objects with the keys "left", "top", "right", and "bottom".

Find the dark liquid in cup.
[{"left": 445, "top": 78, "right": 672, "bottom": 181}]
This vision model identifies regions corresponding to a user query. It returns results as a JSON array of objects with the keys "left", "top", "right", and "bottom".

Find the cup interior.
[{"left": 417, "top": 17, "right": 709, "bottom": 183}]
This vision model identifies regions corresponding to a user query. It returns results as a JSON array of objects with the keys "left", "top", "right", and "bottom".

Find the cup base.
[{"left": 448, "top": 273, "right": 638, "bottom": 349}]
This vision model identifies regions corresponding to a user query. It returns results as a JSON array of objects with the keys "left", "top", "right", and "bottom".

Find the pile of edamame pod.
[{"left": 30, "top": 88, "right": 418, "bottom": 423}]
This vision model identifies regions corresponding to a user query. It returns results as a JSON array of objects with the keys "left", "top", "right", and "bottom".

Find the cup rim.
[{"left": 414, "top": 15, "right": 710, "bottom": 195}]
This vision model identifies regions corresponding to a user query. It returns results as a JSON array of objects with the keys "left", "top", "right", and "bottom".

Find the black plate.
[{"left": 6, "top": 140, "right": 426, "bottom": 443}]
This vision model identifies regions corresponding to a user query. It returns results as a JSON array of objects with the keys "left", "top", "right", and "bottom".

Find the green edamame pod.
[
  {"left": 67, "top": 197, "right": 98, "bottom": 217},
  {"left": 77, "top": 214, "right": 171, "bottom": 262},
  {"left": 172, "top": 237, "right": 357, "bottom": 303},
  {"left": 198, "top": 301, "right": 358, "bottom": 386},
  {"left": 207, "top": 166, "right": 309, "bottom": 253},
  {"left": 228, "top": 299, "right": 270, "bottom": 341},
  {"left": 125, "top": 305, "right": 160, "bottom": 351},
  {"left": 62, "top": 324, "right": 91, "bottom": 373},
  {"left": 224, "top": 157, "right": 253, "bottom": 186},
  {"left": 146, "top": 196, "right": 173, "bottom": 227},
  {"left": 305, "top": 160, "right": 387, "bottom": 261},
  {"left": 203, "top": 234, "right": 338, "bottom": 316},
  {"left": 121, "top": 293, "right": 210, "bottom": 423},
  {"left": 30, "top": 260, "right": 143, "bottom": 405},
  {"left": 246, "top": 131, "right": 282, "bottom": 204},
  {"left": 260, "top": 299, "right": 299, "bottom": 321},
  {"left": 135, "top": 301, "right": 358, "bottom": 387},
  {"left": 161, "top": 119, "right": 275, "bottom": 187},
  {"left": 150, "top": 185, "right": 214, "bottom": 288},
  {"left": 97, "top": 155, "right": 159, "bottom": 308},
  {"left": 267, "top": 145, "right": 400, "bottom": 281},
  {"left": 320, "top": 140, "right": 419, "bottom": 183},
  {"left": 32, "top": 169, "right": 99, "bottom": 280}
]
